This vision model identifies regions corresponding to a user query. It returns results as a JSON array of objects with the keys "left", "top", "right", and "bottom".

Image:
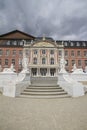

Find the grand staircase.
[{"left": 20, "top": 85, "right": 70, "bottom": 98}]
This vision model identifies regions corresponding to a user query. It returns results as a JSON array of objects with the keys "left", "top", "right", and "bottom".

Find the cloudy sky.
[{"left": 0, "top": 0, "right": 87, "bottom": 40}]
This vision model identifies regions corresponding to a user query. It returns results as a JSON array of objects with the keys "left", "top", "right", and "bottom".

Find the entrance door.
[
  {"left": 32, "top": 68, "right": 37, "bottom": 76},
  {"left": 40, "top": 68, "right": 47, "bottom": 76},
  {"left": 50, "top": 68, "right": 55, "bottom": 76}
]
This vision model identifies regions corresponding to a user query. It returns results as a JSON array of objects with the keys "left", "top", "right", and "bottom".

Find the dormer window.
[
  {"left": 77, "top": 42, "right": 80, "bottom": 46},
  {"left": 6, "top": 41, "right": 10, "bottom": 45},
  {"left": 71, "top": 42, "right": 74, "bottom": 46},
  {"left": 83, "top": 42, "right": 86, "bottom": 46},
  {"left": 13, "top": 41, "right": 17, "bottom": 45},
  {"left": 64, "top": 42, "right": 68, "bottom": 46}
]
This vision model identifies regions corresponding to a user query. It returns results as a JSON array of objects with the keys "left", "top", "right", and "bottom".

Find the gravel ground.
[{"left": 0, "top": 95, "right": 87, "bottom": 130}]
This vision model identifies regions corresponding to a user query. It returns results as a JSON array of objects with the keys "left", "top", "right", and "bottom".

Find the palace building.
[{"left": 0, "top": 30, "right": 87, "bottom": 74}]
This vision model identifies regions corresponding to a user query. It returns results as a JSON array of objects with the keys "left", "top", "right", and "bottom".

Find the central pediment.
[{"left": 33, "top": 41, "right": 56, "bottom": 47}]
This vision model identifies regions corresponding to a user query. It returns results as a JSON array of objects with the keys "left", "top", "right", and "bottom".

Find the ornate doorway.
[{"left": 40, "top": 68, "right": 47, "bottom": 76}]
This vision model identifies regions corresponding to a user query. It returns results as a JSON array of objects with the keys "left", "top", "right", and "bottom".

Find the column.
[{"left": 47, "top": 68, "right": 50, "bottom": 76}]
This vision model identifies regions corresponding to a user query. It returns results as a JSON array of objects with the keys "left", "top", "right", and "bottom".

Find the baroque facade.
[{"left": 0, "top": 30, "right": 87, "bottom": 74}]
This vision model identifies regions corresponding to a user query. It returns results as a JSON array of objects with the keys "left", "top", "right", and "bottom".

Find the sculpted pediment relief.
[{"left": 33, "top": 42, "right": 56, "bottom": 47}]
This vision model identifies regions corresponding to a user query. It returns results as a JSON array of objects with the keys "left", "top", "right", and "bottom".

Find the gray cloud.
[{"left": 0, "top": 0, "right": 87, "bottom": 40}]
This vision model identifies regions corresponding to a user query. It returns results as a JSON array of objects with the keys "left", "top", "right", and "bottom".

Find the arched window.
[
  {"left": 33, "top": 58, "right": 37, "bottom": 64},
  {"left": 50, "top": 58, "right": 54, "bottom": 64},
  {"left": 42, "top": 58, "right": 46, "bottom": 64}
]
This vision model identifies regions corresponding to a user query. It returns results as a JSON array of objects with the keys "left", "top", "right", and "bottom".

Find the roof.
[{"left": 0, "top": 30, "right": 35, "bottom": 39}]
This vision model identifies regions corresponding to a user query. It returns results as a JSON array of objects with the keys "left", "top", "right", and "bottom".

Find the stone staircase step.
[
  {"left": 26, "top": 87, "right": 61, "bottom": 89},
  {"left": 21, "top": 91, "right": 67, "bottom": 95},
  {"left": 24, "top": 89, "right": 64, "bottom": 92},
  {"left": 20, "top": 94, "right": 70, "bottom": 99}
]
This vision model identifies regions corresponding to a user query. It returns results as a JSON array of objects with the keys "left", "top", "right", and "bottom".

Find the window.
[
  {"left": 0, "top": 59, "right": 2, "bottom": 65},
  {"left": 0, "top": 49, "right": 3, "bottom": 56},
  {"left": 66, "top": 60, "right": 68, "bottom": 66},
  {"left": 6, "top": 41, "right": 10, "bottom": 45},
  {"left": 18, "top": 58, "right": 22, "bottom": 65},
  {"left": 6, "top": 50, "right": 10, "bottom": 56},
  {"left": 13, "top": 41, "right": 17, "bottom": 45},
  {"left": 71, "top": 42, "right": 74, "bottom": 46},
  {"left": 65, "top": 50, "right": 68, "bottom": 56},
  {"left": 83, "top": 42, "right": 86, "bottom": 47},
  {"left": 20, "top": 41, "right": 24, "bottom": 46},
  {"left": 42, "top": 50, "right": 45, "bottom": 54},
  {"left": 12, "top": 59, "right": 15, "bottom": 65},
  {"left": 59, "top": 50, "right": 62, "bottom": 56},
  {"left": 33, "top": 58, "right": 37, "bottom": 64},
  {"left": 12, "top": 50, "right": 16, "bottom": 56},
  {"left": 78, "top": 60, "right": 81, "bottom": 66},
  {"left": 25, "top": 50, "right": 29, "bottom": 56},
  {"left": 19, "top": 50, "right": 23, "bottom": 56},
  {"left": 71, "top": 50, "right": 74, "bottom": 56},
  {"left": 84, "top": 51, "right": 87, "bottom": 56},
  {"left": 5, "top": 59, "right": 8, "bottom": 65},
  {"left": 64, "top": 42, "right": 68, "bottom": 46},
  {"left": 77, "top": 51, "right": 80, "bottom": 56},
  {"left": 42, "top": 58, "right": 46, "bottom": 64},
  {"left": 34, "top": 50, "right": 37, "bottom": 54},
  {"left": 50, "top": 50, "right": 54, "bottom": 55},
  {"left": 77, "top": 42, "right": 80, "bottom": 46},
  {"left": 72, "top": 60, "right": 75, "bottom": 66},
  {"left": 50, "top": 58, "right": 54, "bottom": 64},
  {"left": 85, "top": 60, "right": 87, "bottom": 66}
]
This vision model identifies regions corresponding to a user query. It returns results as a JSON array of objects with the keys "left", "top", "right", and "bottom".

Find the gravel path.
[{"left": 0, "top": 95, "right": 87, "bottom": 130}]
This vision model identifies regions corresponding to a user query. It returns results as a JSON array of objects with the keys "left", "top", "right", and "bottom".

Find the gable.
[
  {"left": 33, "top": 41, "right": 56, "bottom": 47},
  {"left": 0, "top": 30, "right": 34, "bottom": 40}
]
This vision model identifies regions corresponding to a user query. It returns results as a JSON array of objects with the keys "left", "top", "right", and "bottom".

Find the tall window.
[
  {"left": 19, "top": 50, "right": 23, "bottom": 56},
  {"left": 0, "top": 59, "right": 2, "bottom": 65},
  {"left": 77, "top": 51, "right": 81, "bottom": 56},
  {"left": 33, "top": 58, "right": 37, "bottom": 64},
  {"left": 71, "top": 50, "right": 74, "bottom": 56},
  {"left": 78, "top": 60, "right": 81, "bottom": 67},
  {"left": 72, "top": 60, "right": 75, "bottom": 66},
  {"left": 50, "top": 58, "right": 54, "bottom": 64},
  {"left": 12, "top": 50, "right": 16, "bottom": 56},
  {"left": 42, "top": 50, "right": 46, "bottom": 54},
  {"left": 66, "top": 60, "right": 68, "bottom": 66},
  {"left": 6, "top": 50, "right": 10, "bottom": 56},
  {"left": 0, "top": 49, "right": 3, "bottom": 56},
  {"left": 12, "top": 59, "right": 15, "bottom": 65},
  {"left": 85, "top": 60, "right": 87, "bottom": 66},
  {"left": 65, "top": 50, "right": 68, "bottom": 56},
  {"left": 42, "top": 58, "right": 46, "bottom": 64},
  {"left": 34, "top": 50, "right": 37, "bottom": 54},
  {"left": 59, "top": 50, "right": 62, "bottom": 56},
  {"left": 25, "top": 50, "right": 29, "bottom": 56},
  {"left": 18, "top": 58, "right": 22, "bottom": 65},
  {"left": 50, "top": 50, "right": 54, "bottom": 55},
  {"left": 5, "top": 59, "right": 8, "bottom": 65},
  {"left": 84, "top": 51, "right": 87, "bottom": 57}
]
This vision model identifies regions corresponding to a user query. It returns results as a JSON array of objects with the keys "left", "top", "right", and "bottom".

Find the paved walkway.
[{"left": 0, "top": 95, "right": 87, "bottom": 130}]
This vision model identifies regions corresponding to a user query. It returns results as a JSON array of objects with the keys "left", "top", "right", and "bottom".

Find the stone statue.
[
  {"left": 85, "top": 66, "right": 87, "bottom": 73},
  {"left": 72, "top": 64, "right": 77, "bottom": 72},
  {"left": 72, "top": 64, "right": 84, "bottom": 74},
  {"left": 59, "top": 58, "right": 67, "bottom": 73},
  {"left": 59, "top": 48, "right": 67, "bottom": 73},
  {"left": 22, "top": 50, "right": 29, "bottom": 72}
]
